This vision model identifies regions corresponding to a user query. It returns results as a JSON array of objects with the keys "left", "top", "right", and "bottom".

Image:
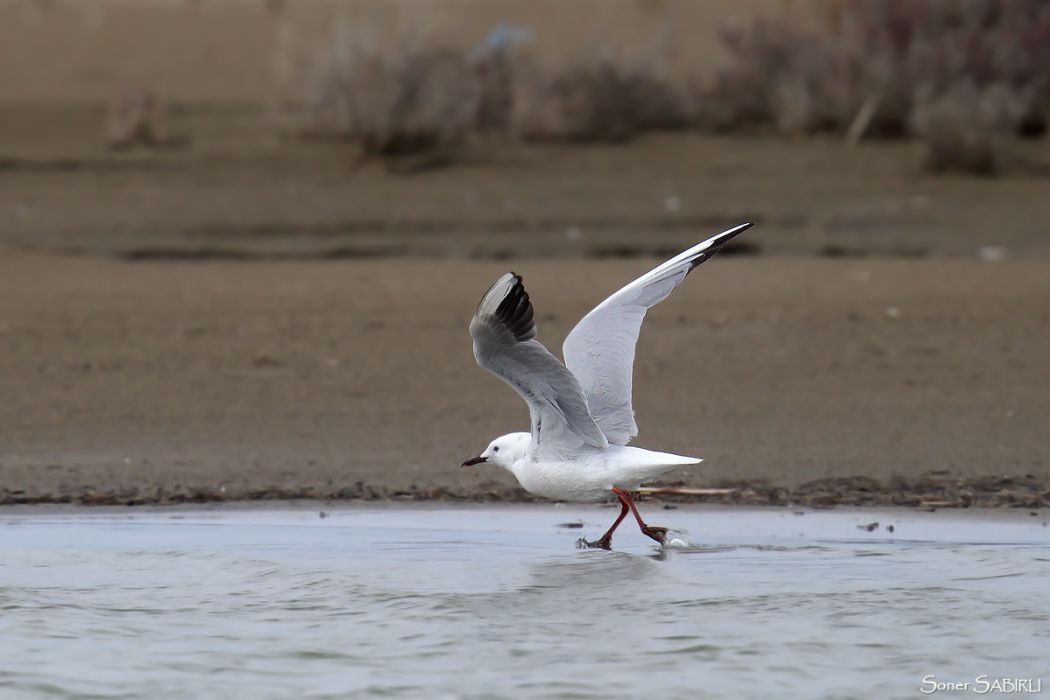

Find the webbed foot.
[
  {"left": 576, "top": 536, "right": 612, "bottom": 550},
  {"left": 641, "top": 525, "right": 668, "bottom": 545}
]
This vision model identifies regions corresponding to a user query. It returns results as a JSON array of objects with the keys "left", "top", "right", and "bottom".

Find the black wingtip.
[
  {"left": 494, "top": 273, "right": 536, "bottom": 342},
  {"left": 719, "top": 221, "right": 754, "bottom": 243},
  {"left": 687, "top": 222, "right": 754, "bottom": 271}
]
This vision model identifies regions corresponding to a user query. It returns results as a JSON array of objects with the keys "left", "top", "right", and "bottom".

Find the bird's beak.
[{"left": 461, "top": 456, "right": 487, "bottom": 467}]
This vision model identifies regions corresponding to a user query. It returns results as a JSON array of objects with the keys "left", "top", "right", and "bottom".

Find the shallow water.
[{"left": 1, "top": 505, "right": 1048, "bottom": 699}]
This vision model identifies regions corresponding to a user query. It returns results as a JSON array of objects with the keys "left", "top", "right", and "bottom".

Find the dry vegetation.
[
  {"left": 278, "top": 1, "right": 1049, "bottom": 174},
  {"left": 278, "top": 24, "right": 698, "bottom": 168},
  {"left": 107, "top": 89, "right": 187, "bottom": 152},
  {"left": 712, "top": 0, "right": 1050, "bottom": 173}
]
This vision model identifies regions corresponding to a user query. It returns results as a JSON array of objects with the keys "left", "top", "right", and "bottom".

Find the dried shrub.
[
  {"left": 107, "top": 89, "right": 186, "bottom": 151},
  {"left": 912, "top": 80, "right": 999, "bottom": 174},
  {"left": 512, "top": 61, "right": 689, "bottom": 143},
  {"left": 290, "top": 39, "right": 390, "bottom": 142},
  {"left": 709, "top": 0, "right": 1050, "bottom": 153},
  {"left": 282, "top": 27, "right": 527, "bottom": 169},
  {"left": 359, "top": 49, "right": 481, "bottom": 159},
  {"left": 289, "top": 35, "right": 482, "bottom": 157},
  {"left": 280, "top": 24, "right": 694, "bottom": 167},
  {"left": 473, "top": 41, "right": 519, "bottom": 134}
]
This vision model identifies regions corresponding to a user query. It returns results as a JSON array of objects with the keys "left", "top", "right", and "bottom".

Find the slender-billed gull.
[{"left": 462, "top": 223, "right": 752, "bottom": 548}]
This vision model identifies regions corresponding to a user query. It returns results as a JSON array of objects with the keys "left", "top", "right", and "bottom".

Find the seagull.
[{"left": 462, "top": 222, "right": 752, "bottom": 548}]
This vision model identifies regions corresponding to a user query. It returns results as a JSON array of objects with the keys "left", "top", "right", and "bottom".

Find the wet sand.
[{"left": 2, "top": 251, "right": 1047, "bottom": 506}]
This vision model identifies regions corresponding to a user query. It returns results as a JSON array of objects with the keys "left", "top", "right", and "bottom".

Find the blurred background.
[{"left": 0, "top": 0, "right": 1047, "bottom": 507}]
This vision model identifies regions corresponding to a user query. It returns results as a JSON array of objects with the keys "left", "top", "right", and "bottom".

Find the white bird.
[{"left": 462, "top": 222, "right": 752, "bottom": 548}]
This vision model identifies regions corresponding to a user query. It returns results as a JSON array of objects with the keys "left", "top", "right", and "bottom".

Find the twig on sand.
[
  {"left": 845, "top": 94, "right": 881, "bottom": 146},
  {"left": 636, "top": 487, "right": 738, "bottom": 496},
  {"left": 918, "top": 500, "right": 959, "bottom": 508}
]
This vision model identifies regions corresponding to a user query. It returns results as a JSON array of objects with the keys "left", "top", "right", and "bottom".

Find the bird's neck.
[{"left": 503, "top": 437, "right": 532, "bottom": 475}]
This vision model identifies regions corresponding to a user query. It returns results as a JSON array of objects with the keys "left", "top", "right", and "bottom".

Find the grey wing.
[
  {"left": 562, "top": 222, "right": 753, "bottom": 445},
  {"left": 470, "top": 272, "right": 608, "bottom": 459}
]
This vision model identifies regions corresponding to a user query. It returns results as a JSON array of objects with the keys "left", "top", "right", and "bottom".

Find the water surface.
[{"left": 1, "top": 505, "right": 1048, "bottom": 699}]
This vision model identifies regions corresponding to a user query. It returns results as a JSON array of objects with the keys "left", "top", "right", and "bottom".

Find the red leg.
[
  {"left": 611, "top": 487, "right": 668, "bottom": 544},
  {"left": 584, "top": 497, "right": 630, "bottom": 550}
]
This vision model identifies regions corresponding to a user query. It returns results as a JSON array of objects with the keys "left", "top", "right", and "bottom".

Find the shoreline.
[
  {"left": 2, "top": 501, "right": 1047, "bottom": 526},
  {"left": 3, "top": 475, "right": 1047, "bottom": 509}
]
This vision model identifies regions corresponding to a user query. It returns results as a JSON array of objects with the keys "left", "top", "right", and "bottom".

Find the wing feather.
[
  {"left": 470, "top": 273, "right": 608, "bottom": 459},
  {"left": 562, "top": 222, "right": 752, "bottom": 445}
]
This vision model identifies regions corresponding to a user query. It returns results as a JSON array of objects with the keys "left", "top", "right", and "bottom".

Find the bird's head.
[{"left": 461, "top": 432, "right": 531, "bottom": 470}]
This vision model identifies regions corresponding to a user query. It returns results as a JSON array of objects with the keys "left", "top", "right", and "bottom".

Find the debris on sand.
[
  {"left": 636, "top": 487, "right": 738, "bottom": 497},
  {"left": 3, "top": 472, "right": 1047, "bottom": 508}
]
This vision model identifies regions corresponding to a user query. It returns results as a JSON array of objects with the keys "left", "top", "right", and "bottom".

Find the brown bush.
[
  {"left": 107, "top": 89, "right": 186, "bottom": 151},
  {"left": 709, "top": 0, "right": 1050, "bottom": 148},
  {"left": 282, "top": 26, "right": 694, "bottom": 166},
  {"left": 912, "top": 80, "right": 999, "bottom": 175},
  {"left": 511, "top": 60, "right": 689, "bottom": 143},
  {"left": 284, "top": 30, "right": 531, "bottom": 169},
  {"left": 359, "top": 49, "right": 481, "bottom": 158}
]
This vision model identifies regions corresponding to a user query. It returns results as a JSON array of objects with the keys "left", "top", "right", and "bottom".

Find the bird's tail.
[{"left": 629, "top": 450, "right": 702, "bottom": 482}]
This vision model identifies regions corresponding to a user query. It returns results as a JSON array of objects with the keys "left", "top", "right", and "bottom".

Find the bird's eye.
[{"left": 493, "top": 446, "right": 500, "bottom": 452}]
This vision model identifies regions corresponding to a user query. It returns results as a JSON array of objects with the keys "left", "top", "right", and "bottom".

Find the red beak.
[{"left": 461, "top": 456, "right": 487, "bottom": 467}]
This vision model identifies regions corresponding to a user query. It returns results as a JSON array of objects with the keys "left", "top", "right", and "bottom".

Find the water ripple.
[{"left": 1, "top": 506, "right": 1048, "bottom": 699}]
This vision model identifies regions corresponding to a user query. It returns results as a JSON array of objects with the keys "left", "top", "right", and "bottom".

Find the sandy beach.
[
  {"left": 1, "top": 1, "right": 1048, "bottom": 508},
  {"left": 2, "top": 250, "right": 1047, "bottom": 506}
]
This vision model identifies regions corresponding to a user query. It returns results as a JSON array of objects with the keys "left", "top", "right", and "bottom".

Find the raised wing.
[
  {"left": 562, "top": 222, "right": 753, "bottom": 445},
  {"left": 470, "top": 272, "right": 608, "bottom": 460}
]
